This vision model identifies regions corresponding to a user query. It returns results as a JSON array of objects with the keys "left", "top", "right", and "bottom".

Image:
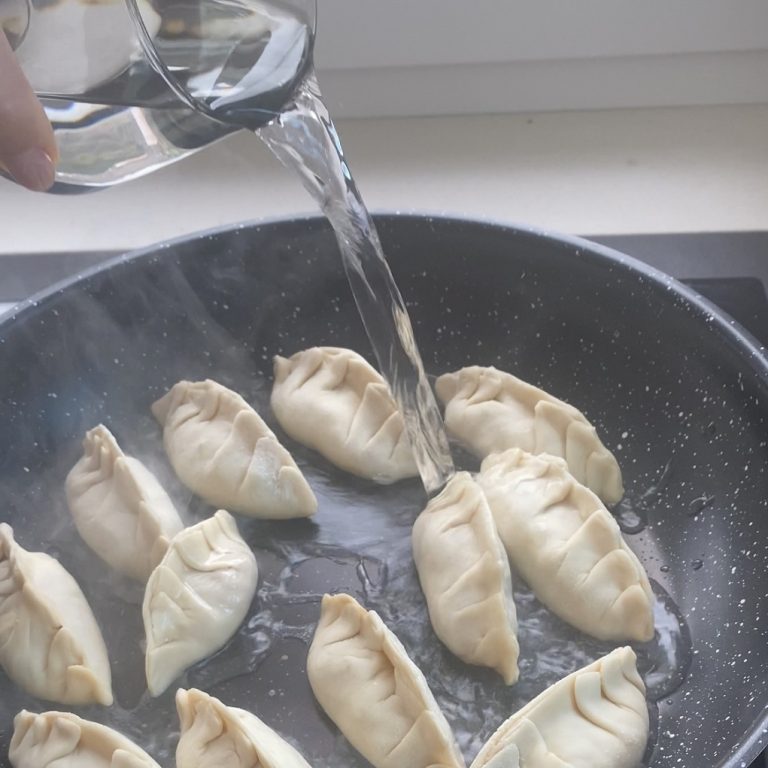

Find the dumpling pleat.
[
  {"left": 573, "top": 672, "right": 627, "bottom": 734},
  {"left": 442, "top": 556, "right": 505, "bottom": 616},
  {"left": 10, "top": 711, "right": 161, "bottom": 768},
  {"left": 12, "top": 714, "right": 82, "bottom": 765},
  {"left": 599, "top": 651, "right": 647, "bottom": 714},
  {"left": 487, "top": 720, "right": 572, "bottom": 768}
]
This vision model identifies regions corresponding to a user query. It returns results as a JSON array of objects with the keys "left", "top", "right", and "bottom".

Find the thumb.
[{"left": 0, "top": 32, "right": 58, "bottom": 191}]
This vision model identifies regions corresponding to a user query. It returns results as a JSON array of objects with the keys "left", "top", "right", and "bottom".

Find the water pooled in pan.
[{"left": 614, "top": 458, "right": 674, "bottom": 534}]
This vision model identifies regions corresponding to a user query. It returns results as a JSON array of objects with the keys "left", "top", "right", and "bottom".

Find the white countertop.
[{"left": 1, "top": 103, "right": 767, "bottom": 253}]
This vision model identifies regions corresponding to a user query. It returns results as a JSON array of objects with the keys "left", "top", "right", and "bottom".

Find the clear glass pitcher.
[{"left": 0, "top": 0, "right": 315, "bottom": 191}]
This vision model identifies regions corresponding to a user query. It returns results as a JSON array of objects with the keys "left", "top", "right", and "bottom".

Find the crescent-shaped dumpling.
[
  {"left": 470, "top": 647, "right": 649, "bottom": 768},
  {"left": 436, "top": 366, "right": 623, "bottom": 503},
  {"left": 66, "top": 424, "right": 183, "bottom": 581},
  {"left": 152, "top": 379, "right": 316, "bottom": 519},
  {"left": 479, "top": 449, "right": 654, "bottom": 642},
  {"left": 307, "top": 593, "right": 465, "bottom": 768},
  {"left": 0, "top": 524, "right": 112, "bottom": 706},
  {"left": 412, "top": 472, "right": 519, "bottom": 683},
  {"left": 176, "top": 688, "right": 313, "bottom": 768},
  {"left": 142, "top": 510, "right": 258, "bottom": 696},
  {"left": 271, "top": 347, "right": 418, "bottom": 483}
]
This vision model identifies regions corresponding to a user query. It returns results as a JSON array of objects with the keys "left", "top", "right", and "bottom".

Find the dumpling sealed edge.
[
  {"left": 152, "top": 379, "right": 317, "bottom": 519},
  {"left": 9, "top": 710, "right": 161, "bottom": 768},
  {"left": 470, "top": 647, "right": 649, "bottom": 768},
  {"left": 435, "top": 365, "right": 624, "bottom": 504},
  {"left": 143, "top": 510, "right": 258, "bottom": 696},
  {"left": 0, "top": 523, "right": 113, "bottom": 706},
  {"left": 271, "top": 347, "right": 418, "bottom": 483},
  {"left": 176, "top": 687, "right": 313, "bottom": 768},
  {"left": 412, "top": 472, "right": 519, "bottom": 684},
  {"left": 65, "top": 423, "right": 184, "bottom": 581},
  {"left": 478, "top": 449, "right": 654, "bottom": 643},
  {"left": 307, "top": 592, "right": 465, "bottom": 768}
]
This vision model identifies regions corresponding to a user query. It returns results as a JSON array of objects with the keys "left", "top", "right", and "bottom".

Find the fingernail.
[{"left": 5, "top": 147, "right": 55, "bottom": 192}]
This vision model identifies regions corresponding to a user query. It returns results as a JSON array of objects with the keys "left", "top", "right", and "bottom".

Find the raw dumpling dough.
[
  {"left": 435, "top": 366, "right": 623, "bottom": 504},
  {"left": 66, "top": 424, "right": 184, "bottom": 581},
  {"left": 271, "top": 347, "right": 418, "bottom": 483},
  {"left": 0, "top": 524, "right": 112, "bottom": 706},
  {"left": 307, "top": 593, "right": 465, "bottom": 768},
  {"left": 412, "top": 472, "right": 519, "bottom": 684},
  {"left": 176, "top": 688, "right": 312, "bottom": 768},
  {"left": 9, "top": 709, "right": 161, "bottom": 768},
  {"left": 478, "top": 449, "right": 654, "bottom": 642},
  {"left": 142, "top": 510, "right": 258, "bottom": 696},
  {"left": 152, "top": 379, "right": 316, "bottom": 519},
  {"left": 470, "top": 646, "right": 649, "bottom": 768}
]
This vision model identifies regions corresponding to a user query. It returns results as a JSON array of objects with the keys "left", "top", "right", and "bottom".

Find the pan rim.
[
  {"left": 1, "top": 212, "right": 766, "bottom": 766},
  {"left": 3, "top": 212, "right": 768, "bottom": 375}
]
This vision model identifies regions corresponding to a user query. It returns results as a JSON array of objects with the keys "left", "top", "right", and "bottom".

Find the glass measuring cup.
[{"left": 0, "top": 0, "right": 315, "bottom": 190}]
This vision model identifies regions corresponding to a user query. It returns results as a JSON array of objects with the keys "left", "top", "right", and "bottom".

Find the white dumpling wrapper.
[
  {"left": 142, "top": 510, "right": 258, "bottom": 696},
  {"left": 65, "top": 424, "right": 184, "bottom": 581},
  {"left": 152, "top": 379, "right": 316, "bottom": 519},
  {"left": 271, "top": 347, "right": 418, "bottom": 483},
  {"left": 479, "top": 449, "right": 654, "bottom": 642},
  {"left": 470, "top": 646, "right": 649, "bottom": 768},
  {"left": 9, "top": 709, "right": 160, "bottom": 768},
  {"left": 0, "top": 524, "right": 112, "bottom": 706},
  {"left": 435, "top": 366, "right": 623, "bottom": 503},
  {"left": 307, "top": 593, "right": 465, "bottom": 768},
  {"left": 176, "top": 687, "right": 313, "bottom": 768},
  {"left": 412, "top": 472, "right": 519, "bottom": 684}
]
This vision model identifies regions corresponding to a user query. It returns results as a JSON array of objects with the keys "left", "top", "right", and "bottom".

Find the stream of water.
[{"left": 254, "top": 73, "right": 455, "bottom": 494}]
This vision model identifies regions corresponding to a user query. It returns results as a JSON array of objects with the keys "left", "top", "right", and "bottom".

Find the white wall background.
[
  {"left": 2, "top": 1, "right": 768, "bottom": 250},
  {"left": 313, "top": 0, "right": 768, "bottom": 117}
]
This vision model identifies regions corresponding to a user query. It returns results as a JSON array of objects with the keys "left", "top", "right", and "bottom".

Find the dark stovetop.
[
  {"left": 0, "top": 230, "right": 766, "bottom": 767},
  {"left": 592, "top": 232, "right": 768, "bottom": 349},
  {"left": 594, "top": 231, "right": 768, "bottom": 287}
]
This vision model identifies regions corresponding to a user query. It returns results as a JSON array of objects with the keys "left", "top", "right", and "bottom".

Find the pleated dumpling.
[
  {"left": 478, "top": 449, "right": 654, "bottom": 642},
  {"left": 307, "top": 593, "right": 465, "bottom": 768},
  {"left": 435, "top": 366, "right": 623, "bottom": 504},
  {"left": 271, "top": 347, "right": 418, "bottom": 483},
  {"left": 65, "top": 424, "right": 184, "bottom": 581},
  {"left": 0, "top": 524, "right": 112, "bottom": 706},
  {"left": 152, "top": 379, "right": 317, "bottom": 519},
  {"left": 176, "top": 688, "right": 312, "bottom": 768},
  {"left": 412, "top": 472, "right": 519, "bottom": 684},
  {"left": 9, "top": 710, "right": 161, "bottom": 768},
  {"left": 142, "top": 510, "right": 258, "bottom": 696},
  {"left": 470, "top": 647, "right": 649, "bottom": 768}
]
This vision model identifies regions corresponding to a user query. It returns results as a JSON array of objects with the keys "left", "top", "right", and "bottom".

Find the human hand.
[{"left": 0, "top": 32, "right": 57, "bottom": 191}]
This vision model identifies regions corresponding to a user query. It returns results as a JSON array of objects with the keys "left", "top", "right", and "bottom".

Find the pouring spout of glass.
[{"left": 0, "top": 0, "right": 316, "bottom": 190}]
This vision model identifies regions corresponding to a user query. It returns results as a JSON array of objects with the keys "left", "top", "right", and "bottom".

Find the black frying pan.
[{"left": 0, "top": 215, "right": 766, "bottom": 768}]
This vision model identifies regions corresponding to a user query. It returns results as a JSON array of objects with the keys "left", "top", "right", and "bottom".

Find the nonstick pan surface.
[{"left": 0, "top": 215, "right": 766, "bottom": 768}]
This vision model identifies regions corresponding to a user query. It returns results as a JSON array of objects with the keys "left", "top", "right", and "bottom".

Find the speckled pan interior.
[{"left": 0, "top": 215, "right": 766, "bottom": 768}]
